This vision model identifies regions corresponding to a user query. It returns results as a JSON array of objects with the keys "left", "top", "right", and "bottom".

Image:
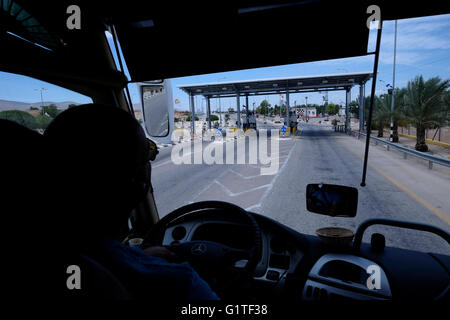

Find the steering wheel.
[{"left": 142, "top": 201, "right": 262, "bottom": 294}]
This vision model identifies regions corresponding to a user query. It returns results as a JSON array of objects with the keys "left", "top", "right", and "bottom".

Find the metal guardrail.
[{"left": 345, "top": 130, "right": 450, "bottom": 169}]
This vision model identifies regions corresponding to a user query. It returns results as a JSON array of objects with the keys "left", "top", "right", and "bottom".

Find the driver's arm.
[
  {"left": 101, "top": 239, "right": 220, "bottom": 300},
  {"left": 143, "top": 246, "right": 177, "bottom": 261}
]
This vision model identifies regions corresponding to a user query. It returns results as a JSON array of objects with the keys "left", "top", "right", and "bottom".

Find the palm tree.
[
  {"left": 444, "top": 90, "right": 450, "bottom": 110},
  {"left": 401, "top": 76, "right": 450, "bottom": 152},
  {"left": 381, "top": 88, "right": 407, "bottom": 142},
  {"left": 372, "top": 95, "right": 391, "bottom": 137}
]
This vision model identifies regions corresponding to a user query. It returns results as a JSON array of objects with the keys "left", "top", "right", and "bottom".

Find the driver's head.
[{"left": 45, "top": 104, "right": 151, "bottom": 240}]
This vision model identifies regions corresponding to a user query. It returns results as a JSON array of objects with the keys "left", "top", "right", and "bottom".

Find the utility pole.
[
  {"left": 390, "top": 20, "right": 398, "bottom": 142},
  {"left": 35, "top": 88, "right": 47, "bottom": 113},
  {"left": 40, "top": 89, "right": 44, "bottom": 107}
]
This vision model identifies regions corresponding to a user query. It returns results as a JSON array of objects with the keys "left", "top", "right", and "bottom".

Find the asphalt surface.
[{"left": 150, "top": 122, "right": 450, "bottom": 255}]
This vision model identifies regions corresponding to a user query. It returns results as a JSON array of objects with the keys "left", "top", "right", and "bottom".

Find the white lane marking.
[
  {"left": 246, "top": 137, "right": 299, "bottom": 211},
  {"left": 246, "top": 203, "right": 261, "bottom": 211},
  {"left": 192, "top": 167, "right": 271, "bottom": 200},
  {"left": 153, "top": 140, "right": 217, "bottom": 169},
  {"left": 191, "top": 169, "right": 229, "bottom": 201},
  {"left": 228, "top": 168, "right": 264, "bottom": 180},
  {"left": 152, "top": 159, "right": 173, "bottom": 169},
  {"left": 213, "top": 179, "right": 270, "bottom": 197},
  {"left": 152, "top": 151, "right": 194, "bottom": 168}
]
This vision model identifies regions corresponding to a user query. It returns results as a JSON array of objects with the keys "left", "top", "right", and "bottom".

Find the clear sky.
[{"left": 1, "top": 14, "right": 449, "bottom": 111}]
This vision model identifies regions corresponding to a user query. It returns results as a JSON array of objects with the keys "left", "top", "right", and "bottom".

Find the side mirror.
[
  {"left": 138, "top": 79, "right": 174, "bottom": 138},
  {"left": 306, "top": 184, "right": 358, "bottom": 217}
]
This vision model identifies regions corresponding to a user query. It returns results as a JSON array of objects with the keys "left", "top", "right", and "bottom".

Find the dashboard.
[
  {"left": 302, "top": 254, "right": 391, "bottom": 301},
  {"left": 162, "top": 220, "right": 304, "bottom": 286},
  {"left": 160, "top": 211, "right": 450, "bottom": 301}
]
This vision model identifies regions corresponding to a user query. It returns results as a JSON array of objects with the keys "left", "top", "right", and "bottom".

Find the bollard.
[
  {"left": 387, "top": 145, "right": 390, "bottom": 151},
  {"left": 403, "top": 152, "right": 407, "bottom": 159},
  {"left": 429, "top": 161, "right": 433, "bottom": 170}
]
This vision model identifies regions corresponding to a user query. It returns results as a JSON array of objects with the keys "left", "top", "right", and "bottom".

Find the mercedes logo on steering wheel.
[{"left": 191, "top": 243, "right": 207, "bottom": 255}]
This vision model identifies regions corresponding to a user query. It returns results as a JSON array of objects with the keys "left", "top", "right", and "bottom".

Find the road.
[{"left": 150, "top": 122, "right": 450, "bottom": 255}]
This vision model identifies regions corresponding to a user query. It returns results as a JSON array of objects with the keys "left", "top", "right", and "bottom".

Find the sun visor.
[
  {"left": 112, "top": 0, "right": 449, "bottom": 82},
  {"left": 113, "top": 1, "right": 370, "bottom": 82}
]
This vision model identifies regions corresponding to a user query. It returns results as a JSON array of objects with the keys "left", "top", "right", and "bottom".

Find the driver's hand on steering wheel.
[{"left": 142, "top": 246, "right": 177, "bottom": 262}]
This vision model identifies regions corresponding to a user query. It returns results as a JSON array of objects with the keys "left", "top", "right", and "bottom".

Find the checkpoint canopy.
[{"left": 178, "top": 72, "right": 372, "bottom": 132}]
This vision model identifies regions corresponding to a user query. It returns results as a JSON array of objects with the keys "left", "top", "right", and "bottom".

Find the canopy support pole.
[
  {"left": 190, "top": 94, "right": 195, "bottom": 137},
  {"left": 285, "top": 91, "right": 290, "bottom": 127},
  {"left": 236, "top": 92, "right": 241, "bottom": 128},
  {"left": 359, "top": 83, "right": 365, "bottom": 133},
  {"left": 206, "top": 96, "right": 211, "bottom": 129},
  {"left": 345, "top": 88, "right": 351, "bottom": 132}
]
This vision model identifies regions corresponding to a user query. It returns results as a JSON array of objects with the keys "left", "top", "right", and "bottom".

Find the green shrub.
[
  {"left": 41, "top": 104, "right": 60, "bottom": 118},
  {"left": 186, "top": 115, "right": 199, "bottom": 121},
  {"left": 0, "top": 110, "right": 38, "bottom": 129},
  {"left": 34, "top": 115, "right": 53, "bottom": 129}
]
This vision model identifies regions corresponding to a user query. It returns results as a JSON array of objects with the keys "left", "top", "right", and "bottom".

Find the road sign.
[
  {"left": 281, "top": 126, "right": 287, "bottom": 133},
  {"left": 216, "top": 128, "right": 222, "bottom": 135}
]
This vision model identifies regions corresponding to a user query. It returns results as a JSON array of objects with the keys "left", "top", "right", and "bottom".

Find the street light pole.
[{"left": 390, "top": 20, "right": 398, "bottom": 142}]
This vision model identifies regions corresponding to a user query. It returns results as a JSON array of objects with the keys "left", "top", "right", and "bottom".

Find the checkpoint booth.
[{"left": 178, "top": 72, "right": 372, "bottom": 137}]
